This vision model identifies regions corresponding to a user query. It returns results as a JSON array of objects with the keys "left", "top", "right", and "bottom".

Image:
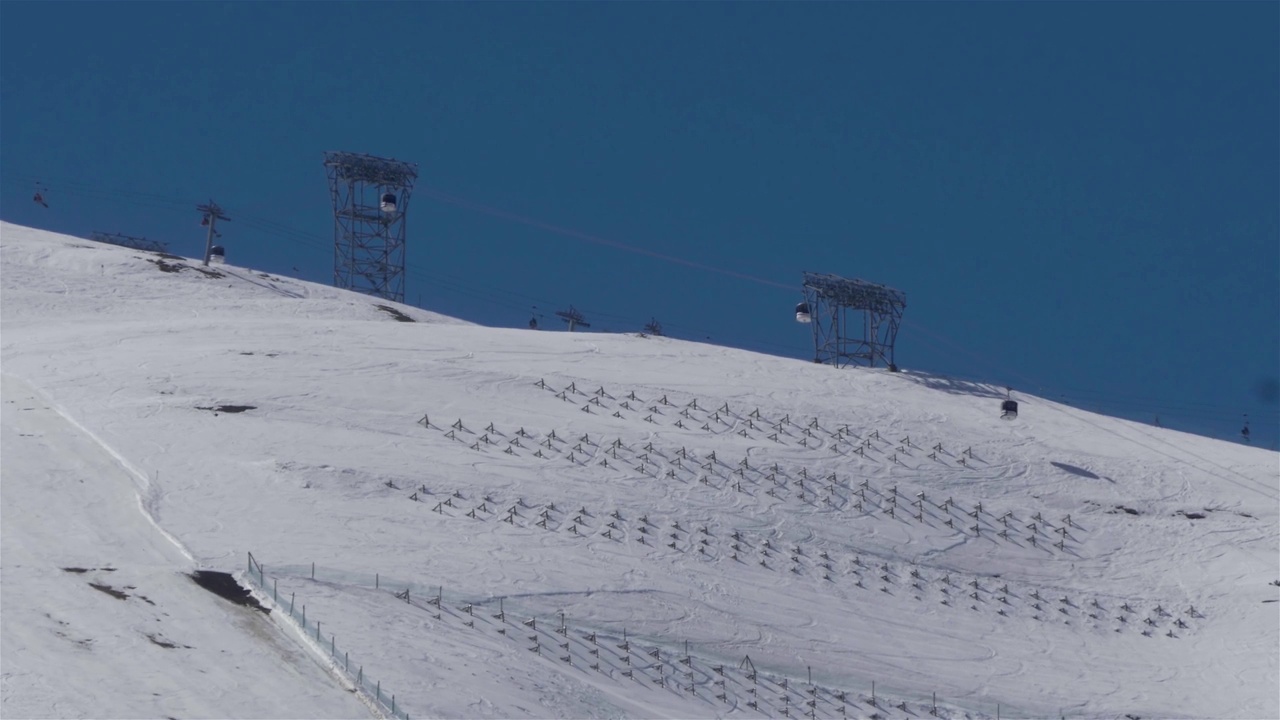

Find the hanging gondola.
[
  {"left": 1000, "top": 387, "right": 1018, "bottom": 419},
  {"left": 794, "top": 302, "right": 811, "bottom": 324},
  {"left": 380, "top": 192, "right": 397, "bottom": 213},
  {"left": 1001, "top": 399, "right": 1019, "bottom": 419}
]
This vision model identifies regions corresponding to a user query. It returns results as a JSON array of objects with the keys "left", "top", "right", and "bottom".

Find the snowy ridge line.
[
  {"left": 244, "top": 553, "right": 410, "bottom": 720},
  {"left": 253, "top": 560, "right": 1021, "bottom": 719},
  {"left": 7, "top": 372, "right": 197, "bottom": 565}
]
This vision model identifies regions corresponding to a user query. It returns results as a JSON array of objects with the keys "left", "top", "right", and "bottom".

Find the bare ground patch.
[
  {"left": 375, "top": 304, "right": 415, "bottom": 322},
  {"left": 195, "top": 404, "right": 257, "bottom": 414},
  {"left": 88, "top": 582, "right": 129, "bottom": 600},
  {"left": 189, "top": 570, "right": 269, "bottom": 614}
]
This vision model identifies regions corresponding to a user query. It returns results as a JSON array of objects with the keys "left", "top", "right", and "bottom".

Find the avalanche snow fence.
[{"left": 245, "top": 552, "right": 411, "bottom": 720}]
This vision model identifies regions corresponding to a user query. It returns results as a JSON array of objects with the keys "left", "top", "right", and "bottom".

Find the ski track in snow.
[{"left": 2, "top": 222, "right": 1277, "bottom": 720}]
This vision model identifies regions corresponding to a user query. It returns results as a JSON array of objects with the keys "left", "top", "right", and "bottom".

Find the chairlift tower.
[
  {"left": 197, "top": 201, "right": 230, "bottom": 267},
  {"left": 324, "top": 151, "right": 418, "bottom": 303},
  {"left": 800, "top": 271, "right": 906, "bottom": 369},
  {"left": 556, "top": 306, "right": 590, "bottom": 332}
]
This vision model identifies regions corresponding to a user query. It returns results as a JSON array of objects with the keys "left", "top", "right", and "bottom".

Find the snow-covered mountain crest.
[{"left": 3, "top": 221, "right": 1276, "bottom": 719}]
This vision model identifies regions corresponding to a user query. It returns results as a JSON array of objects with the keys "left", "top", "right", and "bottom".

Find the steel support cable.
[{"left": 416, "top": 186, "right": 795, "bottom": 291}]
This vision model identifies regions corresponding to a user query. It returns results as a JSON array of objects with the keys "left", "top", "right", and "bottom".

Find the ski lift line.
[
  {"left": 231, "top": 213, "right": 574, "bottom": 316},
  {"left": 895, "top": 356, "right": 1276, "bottom": 428},
  {"left": 1046, "top": 400, "right": 1278, "bottom": 502},
  {"left": 0, "top": 179, "right": 1041, "bottom": 366},
  {"left": 15, "top": 172, "right": 1266, "bottom": 437},
  {"left": 381, "top": 257, "right": 765, "bottom": 346},
  {"left": 896, "top": 358, "right": 1280, "bottom": 425},
  {"left": 1008, "top": 385, "right": 1279, "bottom": 417},
  {"left": 25, "top": 186, "right": 185, "bottom": 214},
  {"left": 416, "top": 186, "right": 795, "bottom": 291},
  {"left": 903, "top": 314, "right": 1278, "bottom": 423},
  {"left": 4, "top": 173, "right": 914, "bottom": 356},
  {"left": 901, "top": 318, "right": 1278, "bottom": 425},
  {"left": 900, "top": 317, "right": 1048, "bottom": 393},
  {"left": 230, "top": 214, "right": 764, "bottom": 344},
  {"left": 4, "top": 175, "right": 192, "bottom": 211},
  {"left": 412, "top": 187, "right": 1046, "bottom": 362},
  {"left": 1, "top": 171, "right": 1267, "bottom": 387},
  {"left": 1033, "top": 397, "right": 1280, "bottom": 425}
]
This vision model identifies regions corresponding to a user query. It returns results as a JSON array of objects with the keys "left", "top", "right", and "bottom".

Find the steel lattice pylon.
[
  {"left": 802, "top": 271, "right": 906, "bottom": 369},
  {"left": 325, "top": 151, "right": 418, "bottom": 303}
]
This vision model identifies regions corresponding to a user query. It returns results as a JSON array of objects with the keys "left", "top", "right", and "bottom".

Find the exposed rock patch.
[
  {"left": 375, "top": 304, "right": 415, "bottom": 322},
  {"left": 189, "top": 570, "right": 269, "bottom": 614}
]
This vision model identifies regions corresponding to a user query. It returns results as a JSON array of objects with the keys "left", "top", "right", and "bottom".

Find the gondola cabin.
[
  {"left": 1000, "top": 399, "right": 1018, "bottom": 420},
  {"left": 795, "top": 302, "right": 812, "bottom": 324},
  {"left": 208, "top": 245, "right": 225, "bottom": 265},
  {"left": 380, "top": 193, "right": 397, "bottom": 213}
]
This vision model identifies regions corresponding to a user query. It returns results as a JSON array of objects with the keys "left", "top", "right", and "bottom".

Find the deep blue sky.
[{"left": 3, "top": 2, "right": 1277, "bottom": 447}]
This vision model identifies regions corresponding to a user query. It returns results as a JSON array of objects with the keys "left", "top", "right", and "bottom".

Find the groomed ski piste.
[{"left": 2, "top": 220, "right": 1276, "bottom": 720}]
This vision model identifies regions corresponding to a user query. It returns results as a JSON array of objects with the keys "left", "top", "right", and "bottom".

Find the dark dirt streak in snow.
[
  {"left": 88, "top": 582, "right": 128, "bottom": 600},
  {"left": 195, "top": 404, "right": 256, "bottom": 414},
  {"left": 189, "top": 570, "right": 269, "bottom": 614},
  {"left": 375, "top": 304, "right": 416, "bottom": 322}
]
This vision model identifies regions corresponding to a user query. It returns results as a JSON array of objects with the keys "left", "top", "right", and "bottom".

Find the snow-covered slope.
[{"left": 2, "top": 221, "right": 1277, "bottom": 719}]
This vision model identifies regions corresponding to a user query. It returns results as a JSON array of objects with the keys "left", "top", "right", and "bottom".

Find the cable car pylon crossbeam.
[{"left": 801, "top": 271, "right": 906, "bottom": 369}]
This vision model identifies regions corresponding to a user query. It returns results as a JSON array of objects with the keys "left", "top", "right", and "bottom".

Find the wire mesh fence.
[
  {"left": 245, "top": 552, "right": 410, "bottom": 720},
  {"left": 245, "top": 556, "right": 1029, "bottom": 720}
]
